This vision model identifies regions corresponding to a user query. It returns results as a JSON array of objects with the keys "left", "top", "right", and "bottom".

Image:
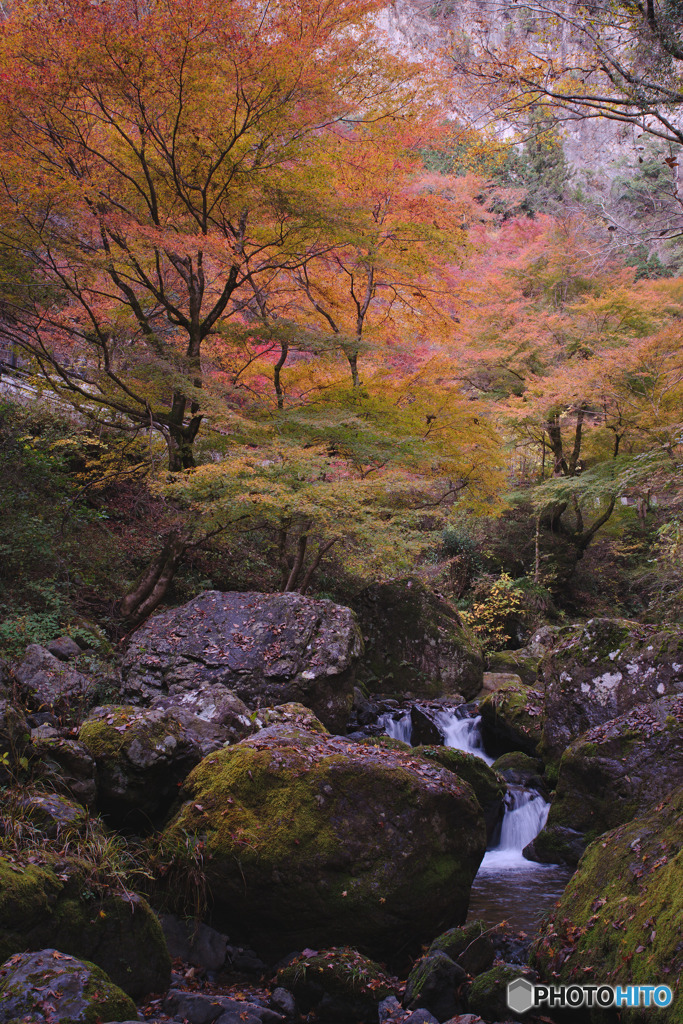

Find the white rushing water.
[
  {"left": 435, "top": 708, "right": 551, "bottom": 871},
  {"left": 378, "top": 710, "right": 412, "bottom": 743},
  {"left": 434, "top": 710, "right": 495, "bottom": 765}
]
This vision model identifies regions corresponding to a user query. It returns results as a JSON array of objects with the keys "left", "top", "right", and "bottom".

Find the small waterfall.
[
  {"left": 435, "top": 710, "right": 495, "bottom": 765},
  {"left": 479, "top": 786, "right": 550, "bottom": 872},
  {"left": 378, "top": 710, "right": 412, "bottom": 743}
]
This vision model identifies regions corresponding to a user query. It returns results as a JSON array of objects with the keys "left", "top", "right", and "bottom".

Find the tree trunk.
[{"left": 119, "top": 530, "right": 188, "bottom": 628}]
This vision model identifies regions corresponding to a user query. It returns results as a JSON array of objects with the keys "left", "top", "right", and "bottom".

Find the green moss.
[
  {"left": 491, "top": 751, "right": 542, "bottom": 775},
  {"left": 428, "top": 919, "right": 487, "bottom": 960},
  {"left": 0, "top": 953, "right": 137, "bottom": 1023},
  {"left": 276, "top": 946, "right": 395, "bottom": 1012},
  {"left": 415, "top": 746, "right": 506, "bottom": 808},
  {"left": 79, "top": 705, "right": 182, "bottom": 760},
  {"left": 533, "top": 787, "right": 683, "bottom": 1023},
  {"left": 479, "top": 683, "right": 544, "bottom": 755},
  {"left": 468, "top": 964, "right": 527, "bottom": 1021},
  {"left": 356, "top": 736, "right": 411, "bottom": 752}
]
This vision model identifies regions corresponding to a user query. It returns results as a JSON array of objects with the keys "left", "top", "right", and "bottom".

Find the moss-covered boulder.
[
  {"left": 540, "top": 618, "right": 683, "bottom": 760},
  {"left": 467, "top": 963, "right": 536, "bottom": 1021},
  {"left": 0, "top": 948, "right": 136, "bottom": 1023},
  {"left": 534, "top": 694, "right": 683, "bottom": 857},
  {"left": 0, "top": 854, "right": 170, "bottom": 998},
  {"left": 256, "top": 701, "right": 328, "bottom": 735},
  {"left": 353, "top": 579, "right": 483, "bottom": 699},
  {"left": 479, "top": 683, "right": 544, "bottom": 756},
  {"left": 149, "top": 682, "right": 257, "bottom": 754},
  {"left": 276, "top": 947, "right": 397, "bottom": 1021},
  {"left": 486, "top": 626, "right": 561, "bottom": 686},
  {"left": 491, "top": 751, "right": 546, "bottom": 790},
  {"left": 79, "top": 704, "right": 203, "bottom": 826},
  {"left": 415, "top": 746, "right": 506, "bottom": 842},
  {"left": 427, "top": 920, "right": 495, "bottom": 977},
  {"left": 532, "top": 787, "right": 683, "bottom": 1022},
  {"left": 123, "top": 590, "right": 362, "bottom": 732},
  {"left": 403, "top": 950, "right": 467, "bottom": 1020},
  {"left": 160, "top": 728, "right": 487, "bottom": 959}
]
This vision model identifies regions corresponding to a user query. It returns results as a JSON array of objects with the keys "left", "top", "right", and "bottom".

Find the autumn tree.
[
  {"left": 0, "top": 0, "right": 429, "bottom": 469},
  {"left": 449, "top": 0, "right": 683, "bottom": 148}
]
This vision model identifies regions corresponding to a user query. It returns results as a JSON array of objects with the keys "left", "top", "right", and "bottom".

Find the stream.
[{"left": 380, "top": 707, "right": 571, "bottom": 933}]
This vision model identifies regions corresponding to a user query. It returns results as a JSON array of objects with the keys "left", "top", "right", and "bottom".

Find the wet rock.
[
  {"left": 481, "top": 671, "right": 524, "bottom": 694},
  {"left": 0, "top": 852, "right": 171, "bottom": 998},
  {"left": 416, "top": 748, "right": 506, "bottom": 843},
  {"left": 164, "top": 989, "right": 283, "bottom": 1024},
  {"left": 47, "top": 636, "right": 83, "bottom": 661},
  {"left": 403, "top": 951, "right": 467, "bottom": 1021},
  {"left": 276, "top": 946, "right": 396, "bottom": 1021},
  {"left": 0, "top": 948, "right": 137, "bottom": 1023},
  {"left": 532, "top": 693, "right": 683, "bottom": 857},
  {"left": 428, "top": 921, "right": 495, "bottom": 977},
  {"left": 540, "top": 618, "right": 683, "bottom": 760},
  {"left": 159, "top": 913, "right": 228, "bottom": 972},
  {"left": 523, "top": 823, "right": 587, "bottom": 866},
  {"left": 160, "top": 728, "right": 487, "bottom": 959},
  {"left": 79, "top": 704, "right": 204, "bottom": 826},
  {"left": 466, "top": 964, "right": 537, "bottom": 1022},
  {"left": 490, "top": 751, "right": 545, "bottom": 791},
  {"left": 123, "top": 591, "right": 361, "bottom": 732},
  {"left": 353, "top": 579, "right": 483, "bottom": 700},
  {"left": 410, "top": 704, "right": 446, "bottom": 745},
  {"left": 404, "top": 1011, "right": 440, "bottom": 1024},
  {"left": 13, "top": 644, "right": 96, "bottom": 717},
  {"left": 532, "top": 787, "right": 683, "bottom": 1023},
  {"left": 479, "top": 683, "right": 544, "bottom": 757},
  {"left": 379, "top": 995, "right": 404, "bottom": 1022}
]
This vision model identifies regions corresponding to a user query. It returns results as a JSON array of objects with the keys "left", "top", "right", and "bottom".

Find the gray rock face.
[
  {"left": 540, "top": 619, "right": 683, "bottom": 758},
  {"left": 540, "top": 694, "right": 683, "bottom": 843},
  {"left": 149, "top": 683, "right": 257, "bottom": 754},
  {"left": 353, "top": 579, "right": 483, "bottom": 699},
  {"left": 0, "top": 699, "right": 29, "bottom": 775},
  {"left": 0, "top": 948, "right": 137, "bottom": 1023},
  {"left": 29, "top": 735, "right": 97, "bottom": 807},
  {"left": 79, "top": 705, "right": 204, "bottom": 826},
  {"left": 163, "top": 989, "right": 283, "bottom": 1024},
  {"left": 46, "top": 635, "right": 83, "bottom": 661},
  {"left": 159, "top": 914, "right": 228, "bottom": 972},
  {"left": 123, "top": 591, "right": 362, "bottom": 732},
  {"left": 14, "top": 644, "right": 96, "bottom": 715}
]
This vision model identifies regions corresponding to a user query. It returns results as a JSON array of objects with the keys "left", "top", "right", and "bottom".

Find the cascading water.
[
  {"left": 378, "top": 704, "right": 569, "bottom": 928},
  {"left": 433, "top": 710, "right": 495, "bottom": 765},
  {"left": 378, "top": 710, "right": 412, "bottom": 743}
]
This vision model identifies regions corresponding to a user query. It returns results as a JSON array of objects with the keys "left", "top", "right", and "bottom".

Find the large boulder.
[
  {"left": 540, "top": 618, "right": 683, "bottom": 759},
  {"left": 479, "top": 682, "right": 544, "bottom": 757},
  {"left": 79, "top": 704, "right": 204, "bottom": 827},
  {"left": 29, "top": 734, "right": 97, "bottom": 807},
  {"left": 0, "top": 852, "right": 171, "bottom": 998},
  {"left": 123, "top": 591, "right": 362, "bottom": 732},
  {"left": 353, "top": 579, "right": 483, "bottom": 699},
  {"left": 160, "top": 727, "right": 487, "bottom": 959},
  {"left": 532, "top": 694, "right": 683, "bottom": 858},
  {"left": 0, "top": 949, "right": 137, "bottom": 1024},
  {"left": 532, "top": 788, "right": 683, "bottom": 1022},
  {"left": 13, "top": 644, "right": 96, "bottom": 717},
  {"left": 486, "top": 625, "right": 562, "bottom": 686}
]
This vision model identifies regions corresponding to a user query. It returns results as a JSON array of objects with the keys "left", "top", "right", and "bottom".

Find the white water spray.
[
  {"left": 378, "top": 710, "right": 412, "bottom": 743},
  {"left": 434, "top": 710, "right": 495, "bottom": 764}
]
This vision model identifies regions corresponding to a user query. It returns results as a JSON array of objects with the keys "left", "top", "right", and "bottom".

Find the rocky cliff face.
[{"left": 377, "top": 0, "right": 662, "bottom": 182}]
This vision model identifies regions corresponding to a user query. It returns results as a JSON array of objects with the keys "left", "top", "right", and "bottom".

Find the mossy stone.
[
  {"left": 0, "top": 948, "right": 137, "bottom": 1024},
  {"left": 532, "top": 786, "right": 683, "bottom": 1023},
  {"left": 0, "top": 853, "right": 170, "bottom": 999},
  {"left": 479, "top": 683, "right": 544, "bottom": 756},
  {"left": 276, "top": 946, "right": 396, "bottom": 1017},
  {"left": 159, "top": 728, "right": 487, "bottom": 959},
  {"left": 467, "top": 963, "right": 532, "bottom": 1021},
  {"left": 415, "top": 746, "right": 506, "bottom": 841}
]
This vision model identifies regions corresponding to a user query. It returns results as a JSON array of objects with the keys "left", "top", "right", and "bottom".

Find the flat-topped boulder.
[{"left": 122, "top": 591, "right": 362, "bottom": 732}]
